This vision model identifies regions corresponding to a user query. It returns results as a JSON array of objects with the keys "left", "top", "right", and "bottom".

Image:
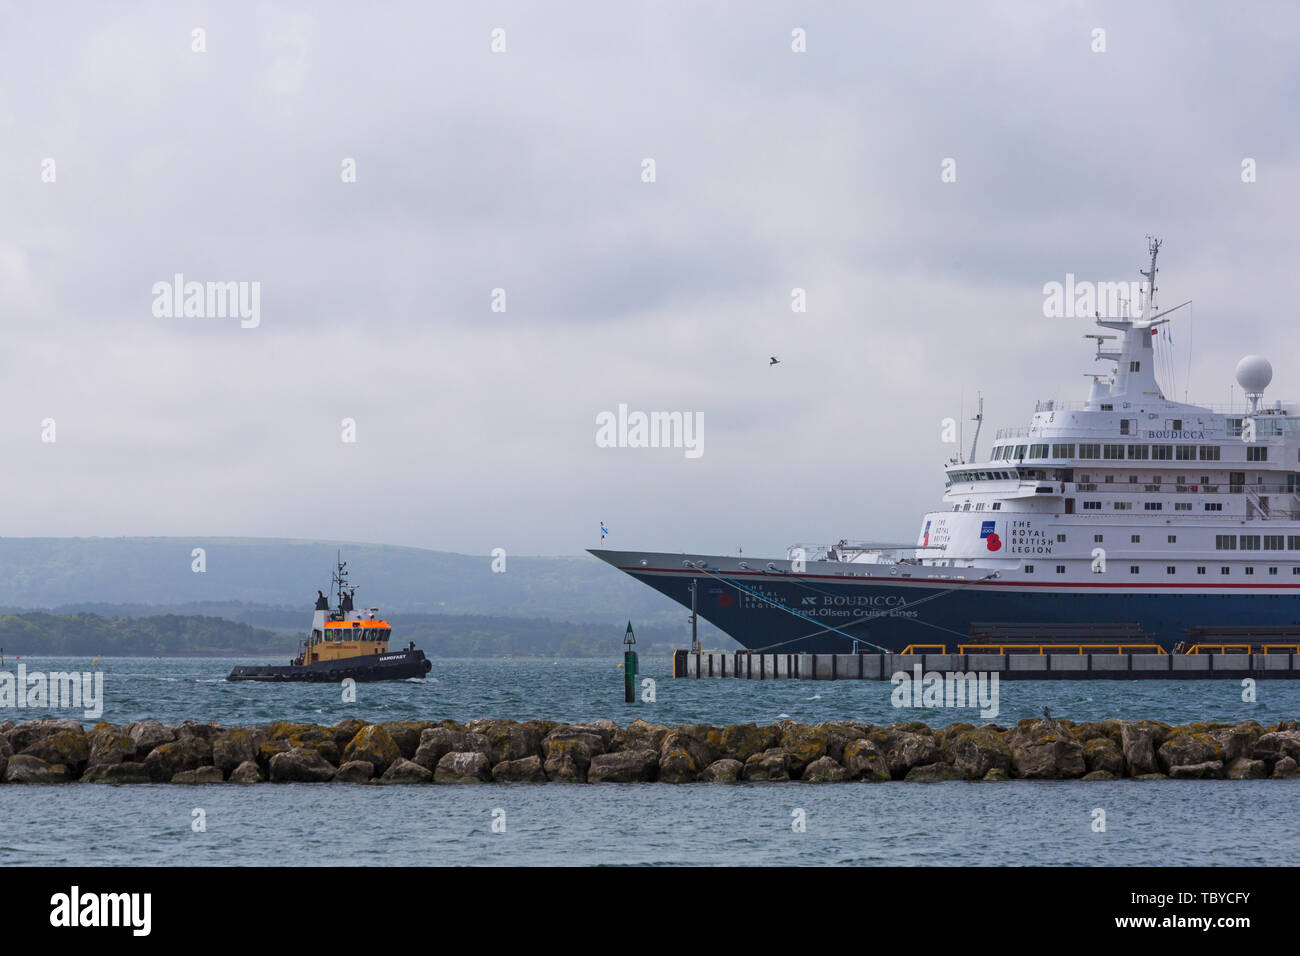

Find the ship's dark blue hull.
[{"left": 620, "top": 567, "right": 1300, "bottom": 653}]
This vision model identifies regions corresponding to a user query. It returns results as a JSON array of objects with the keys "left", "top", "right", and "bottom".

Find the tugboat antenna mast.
[{"left": 332, "top": 551, "right": 353, "bottom": 610}]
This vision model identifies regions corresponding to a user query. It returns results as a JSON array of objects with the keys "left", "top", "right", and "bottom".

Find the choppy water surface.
[
  {"left": 0, "top": 779, "right": 1294, "bottom": 866},
  {"left": 3, "top": 655, "right": 1297, "bottom": 727},
  {"left": 2, "top": 657, "right": 1297, "bottom": 866}
]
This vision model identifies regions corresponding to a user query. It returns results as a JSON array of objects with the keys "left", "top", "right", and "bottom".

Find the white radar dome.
[{"left": 1235, "top": 355, "right": 1273, "bottom": 394}]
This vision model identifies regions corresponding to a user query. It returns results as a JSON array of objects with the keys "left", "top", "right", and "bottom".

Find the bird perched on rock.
[{"left": 1042, "top": 706, "right": 1051, "bottom": 719}]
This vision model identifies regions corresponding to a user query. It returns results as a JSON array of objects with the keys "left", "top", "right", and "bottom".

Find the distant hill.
[
  {"left": 0, "top": 612, "right": 284, "bottom": 656},
  {"left": 0, "top": 537, "right": 737, "bottom": 654},
  {"left": 0, "top": 610, "right": 695, "bottom": 658},
  {"left": 0, "top": 537, "right": 684, "bottom": 622}
]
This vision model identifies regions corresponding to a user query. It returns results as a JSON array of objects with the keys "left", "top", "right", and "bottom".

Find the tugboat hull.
[{"left": 228, "top": 648, "right": 431, "bottom": 683}]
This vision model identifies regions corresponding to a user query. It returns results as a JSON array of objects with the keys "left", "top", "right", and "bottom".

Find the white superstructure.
[{"left": 896, "top": 239, "right": 1300, "bottom": 586}]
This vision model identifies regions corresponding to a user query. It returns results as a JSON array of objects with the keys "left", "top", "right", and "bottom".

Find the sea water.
[{"left": 1, "top": 656, "right": 1296, "bottom": 866}]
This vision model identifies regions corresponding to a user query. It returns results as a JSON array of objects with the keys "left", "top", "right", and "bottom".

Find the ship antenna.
[
  {"left": 1139, "top": 235, "right": 1161, "bottom": 318},
  {"left": 332, "top": 550, "right": 351, "bottom": 609},
  {"left": 968, "top": 393, "right": 984, "bottom": 463}
]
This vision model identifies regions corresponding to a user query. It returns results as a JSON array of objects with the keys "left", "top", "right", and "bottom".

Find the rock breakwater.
[{"left": 2, "top": 717, "right": 1298, "bottom": 784}]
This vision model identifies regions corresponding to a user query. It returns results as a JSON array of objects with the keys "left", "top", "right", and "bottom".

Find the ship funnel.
[{"left": 1086, "top": 375, "right": 1111, "bottom": 405}]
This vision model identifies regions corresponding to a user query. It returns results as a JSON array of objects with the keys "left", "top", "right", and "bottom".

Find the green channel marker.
[{"left": 623, "top": 621, "right": 637, "bottom": 703}]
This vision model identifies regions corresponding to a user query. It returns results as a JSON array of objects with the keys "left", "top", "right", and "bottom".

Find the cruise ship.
[{"left": 592, "top": 239, "right": 1300, "bottom": 653}]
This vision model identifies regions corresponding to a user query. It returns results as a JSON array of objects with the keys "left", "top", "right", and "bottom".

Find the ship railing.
[
  {"left": 957, "top": 643, "right": 1167, "bottom": 655},
  {"left": 786, "top": 542, "right": 917, "bottom": 563},
  {"left": 1029, "top": 400, "right": 1290, "bottom": 416},
  {"left": 1066, "top": 483, "right": 1297, "bottom": 495},
  {"left": 1187, "top": 643, "right": 1300, "bottom": 655}
]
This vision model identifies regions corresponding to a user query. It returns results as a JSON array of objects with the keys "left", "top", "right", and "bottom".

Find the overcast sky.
[{"left": 2, "top": 1, "right": 1299, "bottom": 559}]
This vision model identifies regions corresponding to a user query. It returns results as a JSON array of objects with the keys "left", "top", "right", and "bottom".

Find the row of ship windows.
[
  {"left": 953, "top": 501, "right": 1222, "bottom": 511},
  {"left": 1023, "top": 564, "right": 1300, "bottom": 576},
  {"left": 958, "top": 531, "right": 1292, "bottom": 547},
  {"left": 990, "top": 443, "right": 1274, "bottom": 462},
  {"left": 949, "top": 471, "right": 1283, "bottom": 485},
  {"left": 1014, "top": 533, "right": 1300, "bottom": 548},
  {"left": 952, "top": 529, "right": 1300, "bottom": 550},
  {"left": 1214, "top": 535, "right": 1300, "bottom": 550},
  {"left": 1080, "top": 501, "right": 1221, "bottom": 511}
]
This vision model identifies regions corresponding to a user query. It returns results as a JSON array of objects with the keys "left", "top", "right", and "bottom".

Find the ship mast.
[
  {"left": 1139, "top": 235, "right": 1160, "bottom": 319},
  {"left": 1093, "top": 236, "right": 1165, "bottom": 401},
  {"left": 331, "top": 551, "right": 353, "bottom": 610},
  {"left": 968, "top": 394, "right": 984, "bottom": 463}
]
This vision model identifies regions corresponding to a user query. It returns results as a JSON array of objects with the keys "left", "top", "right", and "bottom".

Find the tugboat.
[{"left": 227, "top": 555, "right": 431, "bottom": 682}]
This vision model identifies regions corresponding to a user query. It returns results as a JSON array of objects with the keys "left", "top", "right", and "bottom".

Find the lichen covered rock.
[
  {"left": 588, "top": 749, "right": 658, "bottom": 783},
  {"left": 1226, "top": 757, "right": 1268, "bottom": 780},
  {"left": 1084, "top": 737, "right": 1126, "bottom": 776},
  {"left": 778, "top": 722, "right": 830, "bottom": 776},
  {"left": 1157, "top": 732, "right": 1223, "bottom": 773},
  {"left": 126, "top": 720, "right": 176, "bottom": 760},
  {"left": 468, "top": 719, "right": 543, "bottom": 764},
  {"left": 842, "top": 739, "right": 891, "bottom": 782},
  {"left": 1168, "top": 760, "right": 1224, "bottom": 779},
  {"left": 83, "top": 761, "right": 152, "bottom": 784},
  {"left": 884, "top": 731, "right": 940, "bottom": 779},
  {"left": 269, "top": 747, "right": 336, "bottom": 783},
  {"left": 905, "top": 762, "right": 965, "bottom": 782},
  {"left": 6, "top": 719, "right": 84, "bottom": 754},
  {"left": 213, "top": 727, "right": 263, "bottom": 776},
  {"left": 617, "top": 718, "right": 668, "bottom": 755},
  {"left": 380, "top": 757, "right": 433, "bottom": 784},
  {"left": 944, "top": 726, "right": 1012, "bottom": 780},
  {"left": 21, "top": 729, "right": 89, "bottom": 775},
  {"left": 435, "top": 751, "right": 493, "bottom": 784},
  {"left": 718, "top": 723, "right": 780, "bottom": 763},
  {"left": 143, "top": 736, "right": 212, "bottom": 783},
  {"left": 342, "top": 725, "right": 401, "bottom": 775},
  {"left": 4, "top": 754, "right": 71, "bottom": 783},
  {"left": 414, "top": 727, "right": 491, "bottom": 772},
  {"left": 802, "top": 755, "right": 850, "bottom": 782},
  {"left": 699, "top": 758, "right": 744, "bottom": 782},
  {"left": 87, "top": 725, "right": 134, "bottom": 769},
  {"left": 492, "top": 755, "right": 546, "bottom": 782},
  {"left": 1120, "top": 721, "right": 1170, "bottom": 776},
  {"left": 540, "top": 727, "right": 605, "bottom": 778},
  {"left": 262, "top": 722, "right": 339, "bottom": 766},
  {"left": 379, "top": 721, "right": 437, "bottom": 759},
  {"left": 658, "top": 732, "right": 713, "bottom": 783},
  {"left": 334, "top": 760, "right": 375, "bottom": 783},
  {"left": 1008, "top": 720, "right": 1085, "bottom": 779},
  {"left": 170, "top": 766, "right": 224, "bottom": 784},
  {"left": 743, "top": 748, "right": 792, "bottom": 782},
  {"left": 229, "top": 760, "right": 263, "bottom": 784}
]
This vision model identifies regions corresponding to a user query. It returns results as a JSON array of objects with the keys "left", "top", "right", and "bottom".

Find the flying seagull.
[{"left": 769, "top": 356, "right": 780, "bottom": 366}]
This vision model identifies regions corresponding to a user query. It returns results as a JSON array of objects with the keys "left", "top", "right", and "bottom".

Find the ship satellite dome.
[{"left": 1235, "top": 355, "right": 1273, "bottom": 393}]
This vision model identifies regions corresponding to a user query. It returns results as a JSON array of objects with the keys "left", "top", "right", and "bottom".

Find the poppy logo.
[
  {"left": 716, "top": 593, "right": 734, "bottom": 607},
  {"left": 985, "top": 532, "right": 1002, "bottom": 552}
]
